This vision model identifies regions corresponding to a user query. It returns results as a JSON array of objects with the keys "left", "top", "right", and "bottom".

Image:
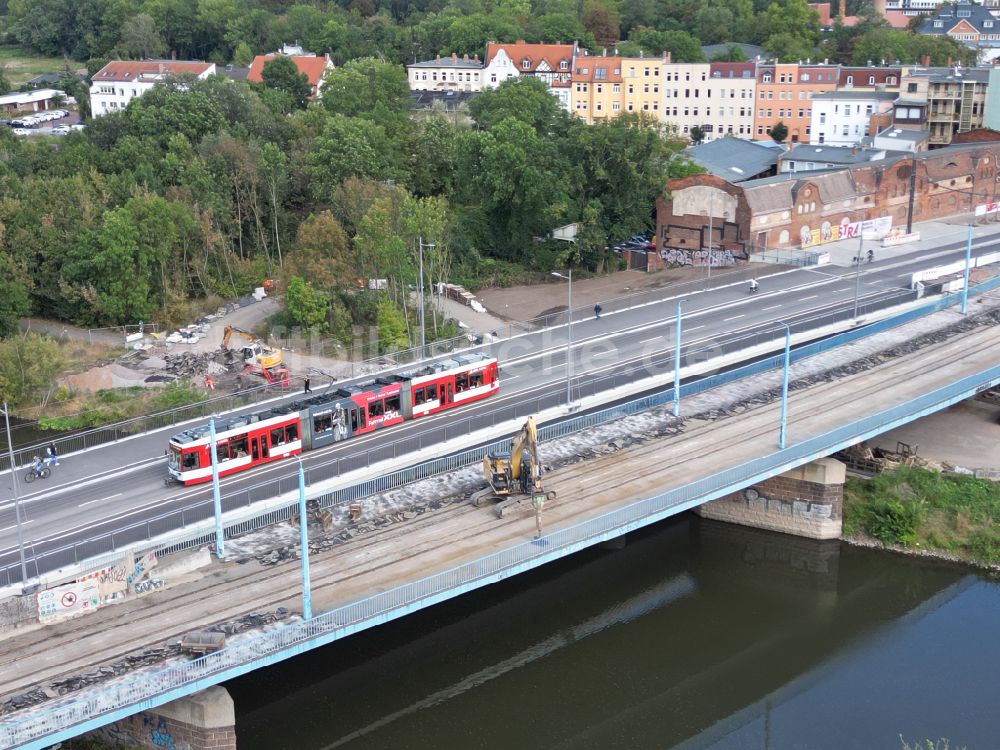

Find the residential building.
[
  {"left": 872, "top": 126, "right": 930, "bottom": 152},
  {"left": 838, "top": 66, "right": 901, "bottom": 90},
  {"left": 570, "top": 55, "right": 624, "bottom": 123},
  {"left": 407, "top": 53, "right": 484, "bottom": 92},
  {"left": 483, "top": 41, "right": 576, "bottom": 110},
  {"left": 809, "top": 91, "right": 896, "bottom": 145},
  {"left": 754, "top": 62, "right": 840, "bottom": 143},
  {"left": 779, "top": 144, "right": 887, "bottom": 172},
  {"left": 0, "top": 88, "right": 69, "bottom": 113},
  {"left": 896, "top": 65, "right": 990, "bottom": 145},
  {"left": 918, "top": 1, "right": 1000, "bottom": 61},
  {"left": 661, "top": 61, "right": 756, "bottom": 140},
  {"left": 247, "top": 51, "right": 334, "bottom": 99},
  {"left": 90, "top": 60, "right": 216, "bottom": 116}
]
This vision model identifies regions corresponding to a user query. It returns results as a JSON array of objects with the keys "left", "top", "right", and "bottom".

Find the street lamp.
[
  {"left": 706, "top": 192, "right": 714, "bottom": 284},
  {"left": 778, "top": 323, "right": 791, "bottom": 449},
  {"left": 295, "top": 457, "right": 312, "bottom": 620},
  {"left": 1, "top": 403, "right": 28, "bottom": 587},
  {"left": 551, "top": 269, "right": 573, "bottom": 409},
  {"left": 417, "top": 237, "right": 436, "bottom": 357},
  {"left": 852, "top": 234, "right": 864, "bottom": 321}
]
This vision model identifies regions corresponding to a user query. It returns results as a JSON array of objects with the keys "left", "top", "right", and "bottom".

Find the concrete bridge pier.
[
  {"left": 87, "top": 685, "right": 236, "bottom": 750},
  {"left": 694, "top": 458, "right": 845, "bottom": 540}
]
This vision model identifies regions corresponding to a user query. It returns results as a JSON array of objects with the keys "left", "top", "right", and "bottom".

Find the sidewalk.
[{"left": 816, "top": 216, "right": 1000, "bottom": 267}]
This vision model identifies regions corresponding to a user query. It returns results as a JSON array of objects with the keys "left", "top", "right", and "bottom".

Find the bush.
[{"left": 860, "top": 498, "right": 923, "bottom": 546}]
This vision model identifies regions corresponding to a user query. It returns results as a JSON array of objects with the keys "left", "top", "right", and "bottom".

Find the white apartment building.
[
  {"left": 661, "top": 61, "right": 757, "bottom": 140},
  {"left": 407, "top": 53, "right": 484, "bottom": 92},
  {"left": 809, "top": 91, "right": 896, "bottom": 145},
  {"left": 90, "top": 61, "right": 216, "bottom": 116}
]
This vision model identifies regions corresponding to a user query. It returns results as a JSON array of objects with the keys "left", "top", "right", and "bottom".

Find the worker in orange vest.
[{"left": 204, "top": 375, "right": 215, "bottom": 390}]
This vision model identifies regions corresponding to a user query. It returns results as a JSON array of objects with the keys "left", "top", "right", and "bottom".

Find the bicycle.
[{"left": 24, "top": 465, "right": 50, "bottom": 483}]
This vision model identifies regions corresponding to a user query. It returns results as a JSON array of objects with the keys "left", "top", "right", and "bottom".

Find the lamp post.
[
  {"left": 208, "top": 416, "right": 224, "bottom": 559},
  {"left": 961, "top": 222, "right": 973, "bottom": 315},
  {"left": 673, "top": 299, "right": 683, "bottom": 417},
  {"left": 551, "top": 269, "right": 573, "bottom": 409},
  {"left": 417, "top": 237, "right": 436, "bottom": 357},
  {"left": 778, "top": 323, "right": 791, "bottom": 449},
  {"left": 706, "top": 192, "right": 714, "bottom": 284},
  {"left": 295, "top": 457, "right": 312, "bottom": 620},
  {"left": 1, "top": 403, "right": 28, "bottom": 587},
  {"left": 852, "top": 232, "right": 865, "bottom": 321}
]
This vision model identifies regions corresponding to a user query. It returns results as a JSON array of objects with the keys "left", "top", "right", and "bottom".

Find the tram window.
[
  {"left": 369, "top": 399, "right": 384, "bottom": 418},
  {"left": 271, "top": 427, "right": 285, "bottom": 446},
  {"left": 456, "top": 373, "right": 469, "bottom": 391},
  {"left": 230, "top": 435, "right": 249, "bottom": 458},
  {"left": 314, "top": 413, "right": 333, "bottom": 433},
  {"left": 426, "top": 384, "right": 437, "bottom": 401},
  {"left": 351, "top": 409, "right": 361, "bottom": 431},
  {"left": 470, "top": 372, "right": 483, "bottom": 388},
  {"left": 285, "top": 423, "right": 299, "bottom": 442},
  {"left": 182, "top": 452, "right": 199, "bottom": 470},
  {"left": 385, "top": 394, "right": 400, "bottom": 413},
  {"left": 414, "top": 387, "right": 425, "bottom": 405},
  {"left": 215, "top": 443, "right": 230, "bottom": 462}
]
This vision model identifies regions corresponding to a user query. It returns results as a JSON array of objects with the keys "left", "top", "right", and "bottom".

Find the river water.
[{"left": 227, "top": 516, "right": 1000, "bottom": 749}]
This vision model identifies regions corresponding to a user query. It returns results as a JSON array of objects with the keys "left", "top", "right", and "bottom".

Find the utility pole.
[
  {"left": 208, "top": 417, "right": 224, "bottom": 559},
  {"left": 778, "top": 323, "right": 791, "bottom": 449},
  {"left": 417, "top": 237, "right": 435, "bottom": 358},
  {"left": 707, "top": 192, "right": 714, "bottom": 283},
  {"left": 1, "top": 403, "right": 28, "bottom": 587},
  {"left": 551, "top": 269, "right": 573, "bottom": 409},
  {"left": 673, "top": 299, "right": 683, "bottom": 417},
  {"left": 905, "top": 154, "right": 917, "bottom": 234}
]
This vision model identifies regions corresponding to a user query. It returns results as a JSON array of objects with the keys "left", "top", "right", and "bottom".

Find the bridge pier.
[
  {"left": 86, "top": 685, "right": 236, "bottom": 750},
  {"left": 694, "top": 458, "right": 845, "bottom": 540}
]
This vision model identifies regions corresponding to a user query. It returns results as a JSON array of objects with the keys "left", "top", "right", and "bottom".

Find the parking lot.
[{"left": 4, "top": 108, "right": 83, "bottom": 136}]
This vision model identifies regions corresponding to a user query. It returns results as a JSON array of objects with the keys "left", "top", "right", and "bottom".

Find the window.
[
  {"left": 426, "top": 384, "right": 438, "bottom": 401},
  {"left": 182, "top": 452, "right": 199, "bottom": 470},
  {"left": 908, "top": 82, "right": 918, "bottom": 93},
  {"left": 613, "top": 83, "right": 620, "bottom": 93},
  {"left": 560, "top": 60, "right": 569, "bottom": 69},
  {"left": 868, "top": 75, "right": 875, "bottom": 85},
  {"left": 522, "top": 58, "right": 531, "bottom": 69},
  {"left": 801, "top": 73, "right": 810, "bottom": 82},
  {"left": 270, "top": 427, "right": 286, "bottom": 446},
  {"left": 846, "top": 75, "right": 854, "bottom": 85},
  {"left": 456, "top": 372, "right": 470, "bottom": 391},
  {"left": 368, "top": 399, "right": 384, "bottom": 418},
  {"left": 888, "top": 76, "right": 897, "bottom": 85},
  {"left": 612, "top": 101, "right": 620, "bottom": 111},
  {"left": 820, "top": 113, "right": 826, "bottom": 124},
  {"left": 286, "top": 424, "right": 298, "bottom": 442},
  {"left": 763, "top": 74, "right": 772, "bottom": 83},
  {"left": 386, "top": 394, "right": 401, "bottom": 413}
]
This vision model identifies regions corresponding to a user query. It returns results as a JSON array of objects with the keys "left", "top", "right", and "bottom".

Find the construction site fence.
[
  {"left": 1, "top": 276, "right": 994, "bottom": 589},
  {"left": 5, "top": 354, "right": 1000, "bottom": 750},
  {"left": 0, "top": 268, "right": 760, "bottom": 472}
]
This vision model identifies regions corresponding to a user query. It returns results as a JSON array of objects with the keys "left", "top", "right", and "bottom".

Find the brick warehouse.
[{"left": 642, "top": 141, "right": 1000, "bottom": 270}]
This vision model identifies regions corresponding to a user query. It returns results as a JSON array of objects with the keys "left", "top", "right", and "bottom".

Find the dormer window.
[
  {"left": 958, "top": 8, "right": 970, "bottom": 16},
  {"left": 846, "top": 75, "right": 854, "bottom": 85},
  {"left": 868, "top": 75, "right": 875, "bottom": 84},
  {"left": 986, "top": 19, "right": 994, "bottom": 27},
  {"left": 888, "top": 75, "right": 897, "bottom": 84},
  {"left": 560, "top": 60, "right": 568, "bottom": 69},
  {"left": 934, "top": 20, "right": 943, "bottom": 26},
  {"left": 763, "top": 73, "right": 772, "bottom": 82},
  {"left": 522, "top": 58, "right": 531, "bottom": 69}
]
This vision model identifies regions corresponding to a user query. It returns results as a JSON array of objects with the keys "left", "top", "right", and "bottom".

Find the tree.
[
  {"left": 118, "top": 13, "right": 167, "bottom": 59},
  {"left": 629, "top": 28, "right": 706, "bottom": 62},
  {"left": 0, "top": 333, "right": 65, "bottom": 405},
  {"left": 0, "top": 255, "right": 29, "bottom": 338},
  {"left": 376, "top": 296, "right": 409, "bottom": 352},
  {"left": 285, "top": 276, "right": 329, "bottom": 330},
  {"left": 308, "top": 116, "right": 403, "bottom": 203},
  {"left": 583, "top": 0, "right": 622, "bottom": 46},
  {"left": 769, "top": 121, "right": 789, "bottom": 143},
  {"left": 232, "top": 41, "right": 254, "bottom": 67},
  {"left": 711, "top": 45, "right": 748, "bottom": 61},
  {"left": 320, "top": 58, "right": 410, "bottom": 118},
  {"left": 756, "top": 0, "right": 821, "bottom": 57},
  {"left": 690, "top": 125, "right": 706, "bottom": 145},
  {"left": 260, "top": 56, "right": 311, "bottom": 111},
  {"left": 289, "top": 212, "right": 354, "bottom": 292},
  {"left": 469, "top": 76, "right": 566, "bottom": 134}
]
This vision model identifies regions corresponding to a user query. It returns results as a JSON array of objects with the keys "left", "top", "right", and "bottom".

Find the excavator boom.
[{"left": 471, "top": 416, "right": 554, "bottom": 517}]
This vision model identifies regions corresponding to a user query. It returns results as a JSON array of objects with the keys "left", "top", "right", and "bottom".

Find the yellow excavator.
[
  {"left": 471, "top": 417, "right": 556, "bottom": 518},
  {"left": 221, "top": 325, "right": 283, "bottom": 370}
]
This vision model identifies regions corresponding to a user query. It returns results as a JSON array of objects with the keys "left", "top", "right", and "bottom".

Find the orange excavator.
[{"left": 222, "top": 325, "right": 290, "bottom": 386}]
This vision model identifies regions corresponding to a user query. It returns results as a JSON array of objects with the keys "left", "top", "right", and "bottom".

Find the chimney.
[
  {"left": 602, "top": 47, "right": 607, "bottom": 56},
  {"left": 947, "top": 57, "right": 952, "bottom": 67},
  {"left": 839, "top": 0, "right": 846, "bottom": 17},
  {"left": 435, "top": 54, "right": 440, "bottom": 61},
  {"left": 921, "top": 54, "right": 931, "bottom": 67},
  {"left": 474, "top": 54, "right": 479, "bottom": 62},
  {"left": 451, "top": 52, "right": 457, "bottom": 62},
  {"left": 516, "top": 39, "right": 525, "bottom": 44},
  {"left": 463, "top": 53, "right": 469, "bottom": 61},
  {"left": 663, "top": 51, "right": 672, "bottom": 63},
  {"left": 851, "top": 146, "right": 857, "bottom": 155}
]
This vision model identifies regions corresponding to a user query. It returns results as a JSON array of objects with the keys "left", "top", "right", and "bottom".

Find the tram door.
[
  {"left": 445, "top": 382, "right": 453, "bottom": 404},
  {"left": 251, "top": 437, "right": 259, "bottom": 461},
  {"left": 260, "top": 434, "right": 269, "bottom": 458}
]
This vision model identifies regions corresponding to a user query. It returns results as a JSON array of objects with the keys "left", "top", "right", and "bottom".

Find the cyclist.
[
  {"left": 30, "top": 455, "right": 45, "bottom": 477},
  {"left": 749, "top": 278, "right": 759, "bottom": 295}
]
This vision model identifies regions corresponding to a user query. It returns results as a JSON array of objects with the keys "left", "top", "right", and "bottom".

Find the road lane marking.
[
  {"left": 0, "top": 520, "right": 32, "bottom": 533},
  {"left": 640, "top": 337, "right": 662, "bottom": 344},
  {"left": 79, "top": 493, "right": 122, "bottom": 508},
  {"left": 799, "top": 295, "right": 818, "bottom": 301},
  {"left": 724, "top": 315, "right": 745, "bottom": 321},
  {"left": 686, "top": 325, "right": 706, "bottom": 331},
  {"left": 763, "top": 305, "right": 782, "bottom": 311}
]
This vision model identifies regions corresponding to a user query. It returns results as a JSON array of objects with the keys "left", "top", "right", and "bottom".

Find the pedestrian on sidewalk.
[
  {"left": 45, "top": 442, "right": 59, "bottom": 467},
  {"left": 304, "top": 377, "right": 312, "bottom": 394},
  {"left": 594, "top": 304, "right": 602, "bottom": 320}
]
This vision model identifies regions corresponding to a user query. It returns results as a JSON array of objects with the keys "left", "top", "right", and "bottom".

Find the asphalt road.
[{"left": 0, "top": 234, "right": 994, "bottom": 584}]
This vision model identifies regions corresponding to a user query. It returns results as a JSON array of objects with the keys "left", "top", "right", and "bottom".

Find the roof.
[
  {"left": 572, "top": 57, "right": 623, "bottom": 83},
  {"left": 743, "top": 169, "right": 864, "bottom": 212},
  {"left": 883, "top": 11, "right": 914, "bottom": 29},
  {"left": 0, "top": 88, "right": 65, "bottom": 106},
  {"left": 810, "top": 90, "right": 897, "bottom": 101},
  {"left": 709, "top": 61, "right": 756, "bottom": 79},
  {"left": 905, "top": 66, "right": 991, "bottom": 84},
  {"left": 92, "top": 60, "right": 215, "bottom": 83},
  {"left": 701, "top": 43, "right": 763, "bottom": 61},
  {"left": 874, "top": 126, "right": 930, "bottom": 144},
  {"left": 484, "top": 41, "right": 575, "bottom": 74},
  {"left": 248, "top": 55, "right": 331, "bottom": 86},
  {"left": 409, "top": 54, "right": 483, "bottom": 69},
  {"left": 782, "top": 144, "right": 885, "bottom": 164},
  {"left": 686, "top": 138, "right": 780, "bottom": 182},
  {"left": 918, "top": 1, "right": 999, "bottom": 37}
]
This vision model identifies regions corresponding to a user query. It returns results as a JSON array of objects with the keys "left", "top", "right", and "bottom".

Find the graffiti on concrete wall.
[
  {"left": 145, "top": 715, "right": 177, "bottom": 749},
  {"left": 661, "top": 247, "right": 737, "bottom": 268}
]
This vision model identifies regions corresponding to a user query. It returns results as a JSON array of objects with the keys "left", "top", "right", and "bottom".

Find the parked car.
[
  {"left": 50, "top": 125, "right": 70, "bottom": 135},
  {"left": 12, "top": 128, "right": 31, "bottom": 136},
  {"left": 70, "top": 123, "right": 86, "bottom": 131}
]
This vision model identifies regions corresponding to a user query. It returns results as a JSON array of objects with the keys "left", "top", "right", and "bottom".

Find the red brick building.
[{"left": 645, "top": 142, "right": 1000, "bottom": 267}]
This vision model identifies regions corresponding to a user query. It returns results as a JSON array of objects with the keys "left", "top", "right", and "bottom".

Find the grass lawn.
[{"left": 0, "top": 45, "right": 79, "bottom": 87}]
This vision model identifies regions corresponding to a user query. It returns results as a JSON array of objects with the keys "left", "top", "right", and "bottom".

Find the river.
[{"left": 227, "top": 516, "right": 1000, "bottom": 749}]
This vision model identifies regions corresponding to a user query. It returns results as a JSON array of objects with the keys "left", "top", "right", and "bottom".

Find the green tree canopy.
[{"left": 260, "top": 56, "right": 312, "bottom": 111}]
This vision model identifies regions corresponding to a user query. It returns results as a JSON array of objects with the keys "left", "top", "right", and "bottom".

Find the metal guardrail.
[
  {"left": 5, "top": 355, "right": 1000, "bottom": 749},
  {"left": 0, "top": 277, "right": 993, "bottom": 588}
]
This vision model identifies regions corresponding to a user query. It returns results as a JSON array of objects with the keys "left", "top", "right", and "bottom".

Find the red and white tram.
[{"left": 167, "top": 353, "right": 500, "bottom": 485}]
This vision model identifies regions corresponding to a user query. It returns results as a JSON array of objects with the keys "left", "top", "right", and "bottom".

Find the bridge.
[{"left": 1, "top": 237, "right": 999, "bottom": 748}]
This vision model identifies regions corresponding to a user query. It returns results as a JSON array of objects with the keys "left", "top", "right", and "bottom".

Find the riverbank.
[{"left": 842, "top": 466, "right": 1000, "bottom": 572}]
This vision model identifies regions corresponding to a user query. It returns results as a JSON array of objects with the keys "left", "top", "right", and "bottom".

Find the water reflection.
[{"left": 229, "top": 516, "right": 996, "bottom": 750}]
